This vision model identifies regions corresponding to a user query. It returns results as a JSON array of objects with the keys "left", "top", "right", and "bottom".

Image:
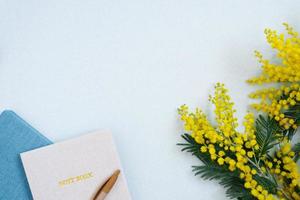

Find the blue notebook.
[{"left": 0, "top": 110, "right": 52, "bottom": 200}]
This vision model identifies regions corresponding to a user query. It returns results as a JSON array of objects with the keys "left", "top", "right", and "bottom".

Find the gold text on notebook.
[{"left": 59, "top": 172, "right": 93, "bottom": 187}]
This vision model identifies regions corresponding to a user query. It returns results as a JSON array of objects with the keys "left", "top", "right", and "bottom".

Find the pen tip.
[{"left": 114, "top": 169, "right": 120, "bottom": 176}]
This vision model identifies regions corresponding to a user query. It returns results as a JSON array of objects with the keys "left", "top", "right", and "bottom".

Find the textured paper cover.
[{"left": 21, "top": 130, "right": 131, "bottom": 200}]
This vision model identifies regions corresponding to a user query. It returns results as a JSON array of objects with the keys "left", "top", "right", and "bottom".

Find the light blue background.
[{"left": 0, "top": 1, "right": 299, "bottom": 199}]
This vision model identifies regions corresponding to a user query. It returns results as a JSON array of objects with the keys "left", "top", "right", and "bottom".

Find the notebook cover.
[
  {"left": 21, "top": 130, "right": 131, "bottom": 200},
  {"left": 0, "top": 110, "right": 52, "bottom": 200}
]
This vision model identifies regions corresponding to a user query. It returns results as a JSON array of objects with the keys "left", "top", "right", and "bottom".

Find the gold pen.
[{"left": 93, "top": 170, "right": 120, "bottom": 200}]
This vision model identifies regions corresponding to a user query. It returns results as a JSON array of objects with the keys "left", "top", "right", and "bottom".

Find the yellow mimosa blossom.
[
  {"left": 248, "top": 23, "right": 300, "bottom": 130},
  {"left": 264, "top": 140, "right": 300, "bottom": 200},
  {"left": 179, "top": 23, "right": 300, "bottom": 200},
  {"left": 178, "top": 83, "right": 276, "bottom": 200}
]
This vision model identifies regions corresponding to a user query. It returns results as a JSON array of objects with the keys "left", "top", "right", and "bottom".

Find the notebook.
[
  {"left": 21, "top": 130, "right": 131, "bottom": 200},
  {"left": 0, "top": 110, "right": 52, "bottom": 200}
]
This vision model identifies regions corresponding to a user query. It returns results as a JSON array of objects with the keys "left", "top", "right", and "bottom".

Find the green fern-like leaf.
[
  {"left": 292, "top": 143, "right": 300, "bottom": 162},
  {"left": 178, "top": 134, "right": 255, "bottom": 199},
  {"left": 192, "top": 165, "right": 255, "bottom": 199},
  {"left": 178, "top": 134, "right": 212, "bottom": 165},
  {"left": 253, "top": 175, "right": 277, "bottom": 194},
  {"left": 284, "top": 103, "right": 300, "bottom": 126},
  {"left": 192, "top": 165, "right": 234, "bottom": 180},
  {"left": 255, "top": 115, "right": 281, "bottom": 157},
  {"left": 282, "top": 128, "right": 297, "bottom": 140},
  {"left": 178, "top": 115, "right": 283, "bottom": 199}
]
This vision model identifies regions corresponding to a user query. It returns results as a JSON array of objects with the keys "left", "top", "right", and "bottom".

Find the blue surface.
[{"left": 0, "top": 110, "right": 52, "bottom": 200}]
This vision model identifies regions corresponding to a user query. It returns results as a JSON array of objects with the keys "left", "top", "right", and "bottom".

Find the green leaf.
[
  {"left": 192, "top": 164, "right": 234, "bottom": 180},
  {"left": 292, "top": 143, "right": 300, "bottom": 162},
  {"left": 255, "top": 115, "right": 281, "bottom": 157},
  {"left": 253, "top": 175, "right": 277, "bottom": 194},
  {"left": 178, "top": 134, "right": 212, "bottom": 165},
  {"left": 178, "top": 134, "right": 255, "bottom": 199},
  {"left": 282, "top": 128, "right": 296, "bottom": 140},
  {"left": 284, "top": 103, "right": 300, "bottom": 125},
  {"left": 192, "top": 165, "right": 255, "bottom": 199}
]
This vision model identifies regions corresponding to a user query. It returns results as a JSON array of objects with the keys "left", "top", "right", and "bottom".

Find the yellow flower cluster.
[
  {"left": 178, "top": 83, "right": 275, "bottom": 200},
  {"left": 265, "top": 142, "right": 300, "bottom": 200},
  {"left": 249, "top": 83, "right": 300, "bottom": 130},
  {"left": 248, "top": 23, "right": 300, "bottom": 84},
  {"left": 247, "top": 23, "right": 300, "bottom": 130}
]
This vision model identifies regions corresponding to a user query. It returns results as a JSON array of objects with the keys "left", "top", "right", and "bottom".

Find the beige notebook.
[{"left": 21, "top": 130, "right": 131, "bottom": 200}]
